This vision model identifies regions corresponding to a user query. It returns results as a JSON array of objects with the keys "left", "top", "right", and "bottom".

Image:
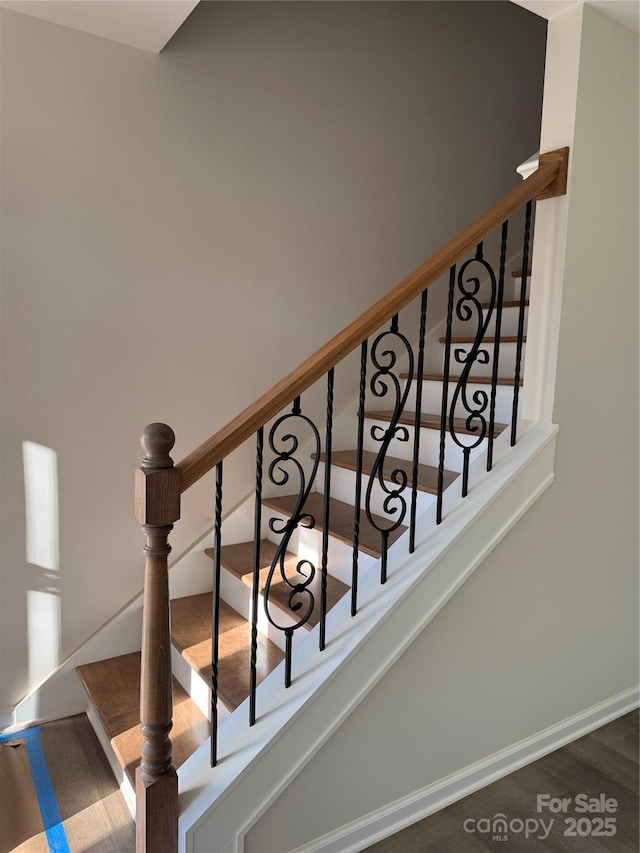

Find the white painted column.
[{"left": 521, "top": 3, "right": 584, "bottom": 422}]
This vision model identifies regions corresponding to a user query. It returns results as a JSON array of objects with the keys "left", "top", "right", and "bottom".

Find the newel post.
[{"left": 135, "top": 423, "right": 181, "bottom": 853}]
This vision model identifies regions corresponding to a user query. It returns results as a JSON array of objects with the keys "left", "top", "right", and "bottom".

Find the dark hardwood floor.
[
  {"left": 364, "top": 710, "right": 639, "bottom": 852},
  {"left": 1, "top": 708, "right": 637, "bottom": 852}
]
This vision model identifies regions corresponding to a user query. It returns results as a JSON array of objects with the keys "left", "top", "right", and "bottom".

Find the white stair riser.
[
  {"left": 218, "top": 568, "right": 299, "bottom": 654},
  {"left": 509, "top": 275, "right": 530, "bottom": 302},
  {"left": 403, "top": 378, "right": 519, "bottom": 426},
  {"left": 442, "top": 340, "right": 526, "bottom": 379},
  {"left": 315, "top": 460, "right": 435, "bottom": 521},
  {"left": 364, "top": 416, "right": 488, "bottom": 474},
  {"left": 265, "top": 520, "right": 376, "bottom": 588},
  {"left": 450, "top": 304, "right": 528, "bottom": 338},
  {"left": 171, "top": 644, "right": 232, "bottom": 724}
]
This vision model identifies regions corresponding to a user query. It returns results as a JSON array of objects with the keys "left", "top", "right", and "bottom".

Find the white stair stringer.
[{"left": 176, "top": 420, "right": 558, "bottom": 853}]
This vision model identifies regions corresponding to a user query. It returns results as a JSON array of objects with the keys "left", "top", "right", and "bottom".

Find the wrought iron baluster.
[
  {"left": 511, "top": 200, "right": 533, "bottom": 446},
  {"left": 265, "top": 396, "right": 320, "bottom": 687},
  {"left": 320, "top": 368, "right": 334, "bottom": 651},
  {"left": 365, "top": 313, "right": 413, "bottom": 584},
  {"left": 351, "top": 341, "right": 367, "bottom": 616},
  {"left": 210, "top": 461, "right": 223, "bottom": 767},
  {"left": 437, "top": 266, "right": 456, "bottom": 524},
  {"left": 488, "top": 221, "right": 508, "bottom": 471},
  {"left": 410, "top": 289, "right": 428, "bottom": 553},
  {"left": 448, "top": 243, "right": 496, "bottom": 498},
  {"left": 249, "top": 428, "right": 263, "bottom": 727}
]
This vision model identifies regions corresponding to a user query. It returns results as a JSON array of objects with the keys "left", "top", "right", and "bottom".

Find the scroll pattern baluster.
[
  {"left": 265, "top": 397, "right": 320, "bottom": 687},
  {"left": 365, "top": 314, "right": 414, "bottom": 583},
  {"left": 448, "top": 244, "right": 497, "bottom": 497}
]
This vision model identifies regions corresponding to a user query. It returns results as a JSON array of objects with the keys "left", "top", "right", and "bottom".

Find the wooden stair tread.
[
  {"left": 438, "top": 335, "right": 526, "bottom": 344},
  {"left": 365, "top": 409, "right": 507, "bottom": 437},
  {"left": 76, "top": 652, "right": 209, "bottom": 786},
  {"left": 315, "top": 449, "right": 458, "bottom": 494},
  {"left": 259, "top": 567, "right": 349, "bottom": 628},
  {"left": 170, "top": 594, "right": 284, "bottom": 711},
  {"left": 208, "top": 540, "right": 349, "bottom": 630},
  {"left": 207, "top": 539, "right": 299, "bottom": 585},
  {"left": 399, "top": 372, "right": 522, "bottom": 386},
  {"left": 511, "top": 269, "right": 531, "bottom": 277},
  {"left": 480, "top": 298, "right": 529, "bottom": 309},
  {"left": 262, "top": 492, "right": 405, "bottom": 558},
  {"left": 171, "top": 591, "right": 243, "bottom": 652}
]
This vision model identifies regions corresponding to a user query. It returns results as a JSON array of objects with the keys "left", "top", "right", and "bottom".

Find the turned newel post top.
[
  {"left": 136, "top": 423, "right": 181, "bottom": 525},
  {"left": 140, "top": 423, "right": 175, "bottom": 470}
]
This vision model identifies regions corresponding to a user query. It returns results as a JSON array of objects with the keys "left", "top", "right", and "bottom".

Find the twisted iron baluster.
[
  {"left": 351, "top": 341, "right": 367, "bottom": 616},
  {"left": 320, "top": 369, "right": 334, "bottom": 651},
  {"left": 437, "top": 266, "right": 456, "bottom": 524},
  {"left": 410, "top": 289, "right": 428, "bottom": 553},
  {"left": 449, "top": 243, "right": 497, "bottom": 497},
  {"left": 266, "top": 397, "right": 320, "bottom": 687},
  {"left": 365, "top": 314, "right": 414, "bottom": 584},
  {"left": 249, "top": 428, "right": 263, "bottom": 726},
  {"left": 488, "top": 221, "right": 508, "bottom": 471},
  {"left": 210, "top": 461, "right": 223, "bottom": 767},
  {"left": 511, "top": 200, "right": 533, "bottom": 446}
]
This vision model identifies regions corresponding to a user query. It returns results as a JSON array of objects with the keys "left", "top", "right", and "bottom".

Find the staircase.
[
  {"left": 65, "top": 150, "right": 567, "bottom": 853},
  {"left": 76, "top": 276, "right": 530, "bottom": 815}
]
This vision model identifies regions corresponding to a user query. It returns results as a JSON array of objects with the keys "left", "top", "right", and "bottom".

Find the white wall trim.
[
  {"left": 290, "top": 685, "right": 640, "bottom": 853},
  {"left": 521, "top": 3, "right": 583, "bottom": 423}
]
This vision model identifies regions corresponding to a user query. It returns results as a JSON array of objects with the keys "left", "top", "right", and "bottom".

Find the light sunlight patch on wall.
[
  {"left": 23, "top": 441, "right": 62, "bottom": 687},
  {"left": 27, "top": 590, "right": 61, "bottom": 685},
  {"left": 23, "top": 441, "right": 59, "bottom": 572}
]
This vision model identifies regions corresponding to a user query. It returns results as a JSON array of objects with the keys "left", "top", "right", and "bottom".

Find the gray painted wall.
[
  {"left": 244, "top": 6, "right": 639, "bottom": 850},
  {"left": 0, "top": 2, "right": 545, "bottom": 709}
]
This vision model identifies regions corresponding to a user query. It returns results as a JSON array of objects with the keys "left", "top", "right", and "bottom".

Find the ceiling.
[
  {"left": 512, "top": 0, "right": 639, "bottom": 32},
  {"left": 0, "top": 0, "right": 637, "bottom": 54},
  {"left": 0, "top": 0, "right": 200, "bottom": 53}
]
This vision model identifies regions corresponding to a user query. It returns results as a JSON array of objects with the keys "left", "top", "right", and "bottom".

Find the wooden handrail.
[{"left": 177, "top": 147, "right": 568, "bottom": 492}]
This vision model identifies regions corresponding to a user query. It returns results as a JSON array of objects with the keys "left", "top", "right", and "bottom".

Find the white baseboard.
[
  {"left": 294, "top": 685, "right": 639, "bottom": 853},
  {"left": 0, "top": 703, "right": 88, "bottom": 735}
]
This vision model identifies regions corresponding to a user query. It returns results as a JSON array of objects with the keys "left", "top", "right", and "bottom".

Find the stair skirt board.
[
  {"left": 288, "top": 686, "right": 640, "bottom": 853},
  {"left": 178, "top": 422, "right": 558, "bottom": 853},
  {"left": 85, "top": 702, "right": 137, "bottom": 818}
]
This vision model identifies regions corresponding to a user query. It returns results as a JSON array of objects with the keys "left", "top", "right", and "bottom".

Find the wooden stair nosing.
[
  {"left": 480, "top": 298, "right": 530, "bottom": 309},
  {"left": 365, "top": 409, "right": 507, "bottom": 437},
  {"left": 76, "top": 652, "right": 210, "bottom": 787},
  {"left": 205, "top": 540, "right": 300, "bottom": 587},
  {"left": 313, "top": 449, "right": 458, "bottom": 495},
  {"left": 399, "top": 372, "right": 522, "bottom": 387},
  {"left": 438, "top": 335, "right": 526, "bottom": 344},
  {"left": 262, "top": 491, "right": 405, "bottom": 558}
]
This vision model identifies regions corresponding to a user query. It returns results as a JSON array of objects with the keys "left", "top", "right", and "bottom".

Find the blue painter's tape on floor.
[{"left": 0, "top": 725, "right": 71, "bottom": 853}]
